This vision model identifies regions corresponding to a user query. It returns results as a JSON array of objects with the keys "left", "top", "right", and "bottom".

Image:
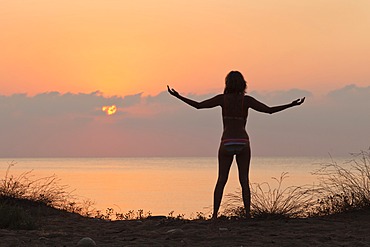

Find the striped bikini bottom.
[{"left": 221, "top": 139, "right": 250, "bottom": 155}]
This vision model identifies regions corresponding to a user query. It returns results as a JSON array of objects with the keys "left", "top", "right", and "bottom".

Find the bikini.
[{"left": 222, "top": 94, "right": 249, "bottom": 155}]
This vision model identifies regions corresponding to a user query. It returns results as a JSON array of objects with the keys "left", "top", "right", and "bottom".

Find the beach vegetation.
[
  {"left": 193, "top": 211, "right": 209, "bottom": 220},
  {"left": 222, "top": 149, "right": 370, "bottom": 219},
  {"left": 1, "top": 162, "right": 74, "bottom": 209},
  {"left": 167, "top": 210, "right": 186, "bottom": 220},
  {"left": 311, "top": 150, "right": 370, "bottom": 216},
  {"left": 222, "top": 172, "right": 316, "bottom": 219},
  {"left": 0, "top": 162, "right": 95, "bottom": 229},
  {"left": 1, "top": 150, "right": 369, "bottom": 224},
  {"left": 114, "top": 209, "right": 152, "bottom": 220}
]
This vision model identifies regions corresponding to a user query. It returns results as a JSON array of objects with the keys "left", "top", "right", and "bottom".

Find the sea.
[{"left": 0, "top": 156, "right": 351, "bottom": 217}]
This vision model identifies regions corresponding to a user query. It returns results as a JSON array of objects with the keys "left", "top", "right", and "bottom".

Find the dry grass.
[
  {"left": 2, "top": 162, "right": 69, "bottom": 207},
  {"left": 1, "top": 162, "right": 167, "bottom": 223},
  {"left": 222, "top": 149, "right": 370, "bottom": 219},
  {"left": 2, "top": 150, "right": 370, "bottom": 225},
  {"left": 0, "top": 162, "right": 98, "bottom": 229},
  {"left": 222, "top": 172, "right": 316, "bottom": 219},
  {"left": 0, "top": 161, "right": 93, "bottom": 214},
  {"left": 311, "top": 150, "right": 370, "bottom": 216}
]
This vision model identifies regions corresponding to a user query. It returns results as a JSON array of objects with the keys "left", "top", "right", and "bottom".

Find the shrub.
[
  {"left": 222, "top": 150, "right": 370, "bottom": 219},
  {"left": 311, "top": 150, "right": 370, "bottom": 215},
  {"left": 222, "top": 172, "right": 316, "bottom": 219},
  {"left": 0, "top": 162, "right": 95, "bottom": 219}
]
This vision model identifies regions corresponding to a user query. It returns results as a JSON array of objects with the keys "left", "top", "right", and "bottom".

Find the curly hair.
[{"left": 224, "top": 71, "right": 247, "bottom": 94}]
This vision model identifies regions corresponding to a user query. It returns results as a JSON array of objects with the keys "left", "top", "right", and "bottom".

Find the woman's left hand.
[
  {"left": 167, "top": 85, "right": 180, "bottom": 97},
  {"left": 291, "top": 97, "right": 305, "bottom": 106}
]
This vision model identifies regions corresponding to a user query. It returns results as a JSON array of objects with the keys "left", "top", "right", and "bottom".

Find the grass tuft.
[
  {"left": 222, "top": 172, "right": 316, "bottom": 219},
  {"left": 222, "top": 149, "right": 370, "bottom": 219},
  {"left": 311, "top": 149, "right": 370, "bottom": 216},
  {"left": 0, "top": 162, "right": 96, "bottom": 229},
  {"left": 1, "top": 162, "right": 73, "bottom": 208}
]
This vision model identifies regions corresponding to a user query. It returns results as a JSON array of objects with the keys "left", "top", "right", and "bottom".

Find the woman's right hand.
[{"left": 167, "top": 85, "right": 180, "bottom": 97}]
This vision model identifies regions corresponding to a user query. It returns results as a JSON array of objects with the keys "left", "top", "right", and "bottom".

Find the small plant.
[
  {"left": 312, "top": 150, "right": 370, "bottom": 215},
  {"left": 167, "top": 210, "right": 186, "bottom": 220},
  {"left": 1, "top": 162, "right": 69, "bottom": 207},
  {"left": 0, "top": 162, "right": 96, "bottom": 219},
  {"left": 190, "top": 211, "right": 210, "bottom": 220},
  {"left": 222, "top": 172, "right": 316, "bottom": 219},
  {"left": 222, "top": 150, "right": 370, "bottom": 219},
  {"left": 114, "top": 209, "right": 152, "bottom": 220}
]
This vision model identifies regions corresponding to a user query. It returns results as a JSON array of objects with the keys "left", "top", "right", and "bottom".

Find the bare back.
[{"left": 221, "top": 94, "right": 249, "bottom": 140}]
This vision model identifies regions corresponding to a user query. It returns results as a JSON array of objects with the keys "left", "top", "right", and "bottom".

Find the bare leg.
[
  {"left": 235, "top": 144, "right": 251, "bottom": 218},
  {"left": 212, "top": 145, "right": 233, "bottom": 219}
]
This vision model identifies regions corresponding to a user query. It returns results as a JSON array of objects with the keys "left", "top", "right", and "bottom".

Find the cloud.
[
  {"left": 122, "top": 92, "right": 143, "bottom": 107},
  {"left": 246, "top": 85, "right": 369, "bottom": 155},
  {"left": 0, "top": 91, "right": 140, "bottom": 157},
  {"left": 0, "top": 91, "right": 120, "bottom": 117},
  {"left": 249, "top": 88, "right": 313, "bottom": 104},
  {"left": 0, "top": 85, "right": 369, "bottom": 157},
  {"left": 328, "top": 84, "right": 370, "bottom": 102}
]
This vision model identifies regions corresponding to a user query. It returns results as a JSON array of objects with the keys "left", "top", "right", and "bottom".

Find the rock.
[
  {"left": 166, "top": 228, "right": 185, "bottom": 238},
  {"left": 147, "top": 215, "right": 167, "bottom": 220},
  {"left": 77, "top": 237, "right": 97, "bottom": 246}
]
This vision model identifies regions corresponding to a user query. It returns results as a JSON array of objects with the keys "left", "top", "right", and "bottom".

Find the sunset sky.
[{"left": 1, "top": 0, "right": 369, "bottom": 157}]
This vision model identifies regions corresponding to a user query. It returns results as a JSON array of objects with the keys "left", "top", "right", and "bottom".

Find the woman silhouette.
[{"left": 167, "top": 71, "right": 305, "bottom": 219}]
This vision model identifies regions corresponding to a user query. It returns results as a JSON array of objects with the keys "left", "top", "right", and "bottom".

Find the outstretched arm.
[
  {"left": 167, "top": 85, "right": 222, "bottom": 109},
  {"left": 249, "top": 96, "right": 305, "bottom": 114}
]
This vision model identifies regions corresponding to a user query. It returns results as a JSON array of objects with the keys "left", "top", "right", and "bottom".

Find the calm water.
[{"left": 0, "top": 156, "right": 349, "bottom": 217}]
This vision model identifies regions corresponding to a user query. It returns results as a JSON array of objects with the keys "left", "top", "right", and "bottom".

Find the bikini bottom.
[{"left": 221, "top": 139, "right": 249, "bottom": 155}]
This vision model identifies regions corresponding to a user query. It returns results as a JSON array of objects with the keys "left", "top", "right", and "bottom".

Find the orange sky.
[{"left": 1, "top": 0, "right": 370, "bottom": 97}]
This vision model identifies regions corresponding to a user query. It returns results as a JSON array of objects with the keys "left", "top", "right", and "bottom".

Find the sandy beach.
[{"left": 1, "top": 203, "right": 369, "bottom": 247}]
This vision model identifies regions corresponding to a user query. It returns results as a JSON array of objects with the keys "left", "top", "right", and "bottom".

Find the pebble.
[
  {"left": 166, "top": 228, "right": 185, "bottom": 239},
  {"left": 77, "top": 237, "right": 97, "bottom": 246},
  {"left": 166, "top": 228, "right": 184, "bottom": 234}
]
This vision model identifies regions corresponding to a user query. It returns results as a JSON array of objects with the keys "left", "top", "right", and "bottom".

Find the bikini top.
[{"left": 222, "top": 94, "right": 245, "bottom": 121}]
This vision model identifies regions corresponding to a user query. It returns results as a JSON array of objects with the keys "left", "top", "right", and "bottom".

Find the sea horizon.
[{"left": 0, "top": 153, "right": 352, "bottom": 158}]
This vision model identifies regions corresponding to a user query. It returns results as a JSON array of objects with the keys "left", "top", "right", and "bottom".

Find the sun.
[{"left": 102, "top": 105, "right": 117, "bottom": 115}]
